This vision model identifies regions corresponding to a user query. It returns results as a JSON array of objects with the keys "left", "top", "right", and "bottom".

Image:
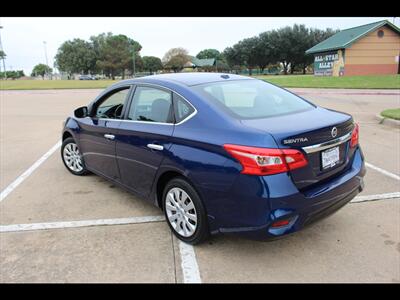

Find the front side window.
[
  {"left": 128, "top": 86, "right": 173, "bottom": 123},
  {"left": 192, "top": 79, "right": 314, "bottom": 119},
  {"left": 95, "top": 88, "right": 130, "bottom": 119}
]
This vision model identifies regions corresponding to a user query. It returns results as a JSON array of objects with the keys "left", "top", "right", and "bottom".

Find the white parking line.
[
  {"left": 0, "top": 140, "right": 62, "bottom": 203},
  {"left": 1, "top": 190, "right": 398, "bottom": 233},
  {"left": 0, "top": 215, "right": 165, "bottom": 233},
  {"left": 2, "top": 190, "right": 398, "bottom": 284},
  {"left": 351, "top": 192, "right": 400, "bottom": 203},
  {"left": 366, "top": 162, "right": 400, "bottom": 181},
  {"left": 178, "top": 240, "right": 202, "bottom": 283}
]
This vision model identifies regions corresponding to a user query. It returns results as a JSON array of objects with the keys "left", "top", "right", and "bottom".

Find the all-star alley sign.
[
  {"left": 315, "top": 52, "right": 339, "bottom": 69},
  {"left": 313, "top": 51, "right": 341, "bottom": 76}
]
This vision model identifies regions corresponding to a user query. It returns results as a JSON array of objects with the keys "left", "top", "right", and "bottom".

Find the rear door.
[
  {"left": 115, "top": 85, "right": 174, "bottom": 197},
  {"left": 78, "top": 86, "right": 132, "bottom": 181}
]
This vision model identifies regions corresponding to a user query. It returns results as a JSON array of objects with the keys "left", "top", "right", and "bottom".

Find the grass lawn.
[
  {"left": 0, "top": 74, "right": 399, "bottom": 90},
  {"left": 381, "top": 108, "right": 400, "bottom": 120},
  {"left": 254, "top": 74, "right": 400, "bottom": 89},
  {"left": 0, "top": 79, "right": 117, "bottom": 90}
]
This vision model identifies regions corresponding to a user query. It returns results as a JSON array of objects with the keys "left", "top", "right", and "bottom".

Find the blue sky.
[{"left": 0, "top": 17, "right": 398, "bottom": 75}]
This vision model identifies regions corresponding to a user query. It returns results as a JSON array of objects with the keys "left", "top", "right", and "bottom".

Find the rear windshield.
[{"left": 192, "top": 79, "right": 314, "bottom": 119}]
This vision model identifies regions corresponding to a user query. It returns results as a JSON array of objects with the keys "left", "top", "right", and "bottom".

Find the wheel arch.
[
  {"left": 62, "top": 117, "right": 81, "bottom": 142},
  {"left": 62, "top": 130, "right": 73, "bottom": 141},
  {"left": 154, "top": 168, "right": 202, "bottom": 211}
]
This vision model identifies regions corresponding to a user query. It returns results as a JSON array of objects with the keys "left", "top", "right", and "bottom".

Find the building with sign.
[{"left": 306, "top": 20, "right": 400, "bottom": 76}]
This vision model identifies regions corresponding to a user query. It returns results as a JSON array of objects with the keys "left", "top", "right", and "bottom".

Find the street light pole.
[
  {"left": 0, "top": 25, "right": 7, "bottom": 80},
  {"left": 132, "top": 49, "right": 136, "bottom": 78},
  {"left": 43, "top": 41, "right": 50, "bottom": 79}
]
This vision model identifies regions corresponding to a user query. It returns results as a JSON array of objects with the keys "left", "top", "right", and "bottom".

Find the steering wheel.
[{"left": 114, "top": 104, "right": 123, "bottom": 119}]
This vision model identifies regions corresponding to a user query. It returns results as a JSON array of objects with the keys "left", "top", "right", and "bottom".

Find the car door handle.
[
  {"left": 104, "top": 134, "right": 115, "bottom": 140},
  {"left": 147, "top": 144, "right": 164, "bottom": 151}
]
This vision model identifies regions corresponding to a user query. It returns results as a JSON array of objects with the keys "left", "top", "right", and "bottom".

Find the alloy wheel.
[
  {"left": 165, "top": 187, "right": 198, "bottom": 237},
  {"left": 63, "top": 142, "right": 84, "bottom": 173}
]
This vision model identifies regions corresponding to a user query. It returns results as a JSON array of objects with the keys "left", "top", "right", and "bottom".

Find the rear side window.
[
  {"left": 173, "top": 94, "right": 195, "bottom": 123},
  {"left": 128, "top": 86, "right": 173, "bottom": 123},
  {"left": 192, "top": 80, "right": 314, "bottom": 119}
]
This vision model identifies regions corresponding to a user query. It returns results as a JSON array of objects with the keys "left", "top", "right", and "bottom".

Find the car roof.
[{"left": 118, "top": 72, "right": 254, "bottom": 87}]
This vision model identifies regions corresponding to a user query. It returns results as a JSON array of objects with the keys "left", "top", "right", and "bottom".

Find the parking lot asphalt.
[{"left": 0, "top": 88, "right": 399, "bottom": 283}]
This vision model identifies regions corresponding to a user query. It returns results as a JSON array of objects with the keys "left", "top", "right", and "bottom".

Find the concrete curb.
[{"left": 375, "top": 114, "right": 400, "bottom": 128}]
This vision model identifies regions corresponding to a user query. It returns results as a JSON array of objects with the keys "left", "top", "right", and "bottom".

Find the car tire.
[
  {"left": 163, "top": 177, "right": 209, "bottom": 245},
  {"left": 61, "top": 137, "right": 89, "bottom": 176}
]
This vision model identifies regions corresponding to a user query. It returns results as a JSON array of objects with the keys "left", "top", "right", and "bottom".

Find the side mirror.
[{"left": 74, "top": 106, "right": 88, "bottom": 118}]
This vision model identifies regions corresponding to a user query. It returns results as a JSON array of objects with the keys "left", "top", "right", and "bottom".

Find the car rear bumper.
[{"left": 208, "top": 147, "right": 366, "bottom": 240}]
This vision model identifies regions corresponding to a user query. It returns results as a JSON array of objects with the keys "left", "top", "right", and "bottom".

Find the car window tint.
[
  {"left": 128, "top": 86, "right": 173, "bottom": 123},
  {"left": 96, "top": 88, "right": 129, "bottom": 119},
  {"left": 173, "top": 94, "right": 195, "bottom": 123},
  {"left": 193, "top": 80, "right": 314, "bottom": 119}
]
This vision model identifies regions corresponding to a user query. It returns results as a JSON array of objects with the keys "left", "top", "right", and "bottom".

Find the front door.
[
  {"left": 78, "top": 86, "right": 132, "bottom": 181},
  {"left": 116, "top": 85, "right": 174, "bottom": 197}
]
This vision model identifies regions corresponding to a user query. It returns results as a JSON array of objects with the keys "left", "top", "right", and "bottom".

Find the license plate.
[{"left": 321, "top": 146, "right": 340, "bottom": 169}]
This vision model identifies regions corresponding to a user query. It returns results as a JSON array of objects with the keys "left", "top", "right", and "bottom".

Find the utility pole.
[{"left": 0, "top": 25, "right": 7, "bottom": 80}]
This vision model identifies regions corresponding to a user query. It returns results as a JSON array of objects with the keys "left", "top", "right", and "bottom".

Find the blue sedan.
[{"left": 61, "top": 73, "right": 366, "bottom": 244}]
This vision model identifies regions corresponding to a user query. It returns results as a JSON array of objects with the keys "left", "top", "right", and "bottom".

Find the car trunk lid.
[{"left": 241, "top": 107, "right": 355, "bottom": 190}]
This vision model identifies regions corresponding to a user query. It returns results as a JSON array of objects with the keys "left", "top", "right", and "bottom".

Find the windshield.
[{"left": 192, "top": 79, "right": 314, "bottom": 119}]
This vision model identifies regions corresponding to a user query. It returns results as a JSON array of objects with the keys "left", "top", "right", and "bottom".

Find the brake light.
[
  {"left": 350, "top": 123, "right": 359, "bottom": 148},
  {"left": 223, "top": 144, "right": 308, "bottom": 176}
]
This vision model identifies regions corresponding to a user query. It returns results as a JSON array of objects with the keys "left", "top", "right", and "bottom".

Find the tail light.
[
  {"left": 223, "top": 144, "right": 308, "bottom": 176},
  {"left": 271, "top": 219, "right": 291, "bottom": 228},
  {"left": 350, "top": 123, "right": 359, "bottom": 148}
]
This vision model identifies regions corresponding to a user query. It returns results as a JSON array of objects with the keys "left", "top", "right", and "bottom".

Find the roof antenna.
[{"left": 221, "top": 74, "right": 230, "bottom": 79}]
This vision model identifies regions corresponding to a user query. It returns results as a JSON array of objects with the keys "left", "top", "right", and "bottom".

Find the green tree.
[
  {"left": 226, "top": 37, "right": 260, "bottom": 75},
  {"left": 0, "top": 50, "right": 6, "bottom": 78},
  {"left": 287, "top": 24, "right": 310, "bottom": 74},
  {"left": 266, "top": 24, "right": 338, "bottom": 75},
  {"left": 238, "top": 37, "right": 257, "bottom": 75},
  {"left": 222, "top": 46, "right": 242, "bottom": 73},
  {"left": 256, "top": 31, "right": 278, "bottom": 73},
  {"left": 222, "top": 24, "right": 339, "bottom": 76},
  {"left": 267, "top": 27, "right": 294, "bottom": 75},
  {"left": 215, "top": 58, "right": 230, "bottom": 72},
  {"left": 224, "top": 37, "right": 269, "bottom": 75},
  {"left": 55, "top": 39, "right": 97, "bottom": 77},
  {"left": 162, "top": 48, "right": 189, "bottom": 73},
  {"left": 142, "top": 56, "right": 163, "bottom": 74},
  {"left": 93, "top": 33, "right": 142, "bottom": 79},
  {"left": 31, "top": 64, "right": 52, "bottom": 79},
  {"left": 0, "top": 70, "right": 25, "bottom": 79},
  {"left": 196, "top": 49, "right": 222, "bottom": 60}
]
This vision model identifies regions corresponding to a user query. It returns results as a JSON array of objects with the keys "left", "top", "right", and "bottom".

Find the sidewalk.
[{"left": 288, "top": 88, "right": 400, "bottom": 96}]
